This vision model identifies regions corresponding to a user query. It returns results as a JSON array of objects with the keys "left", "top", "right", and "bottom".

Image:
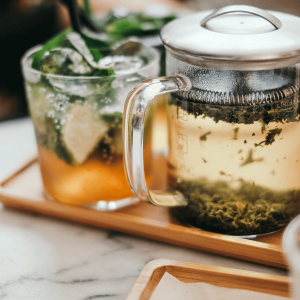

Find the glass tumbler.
[{"left": 21, "top": 45, "right": 159, "bottom": 209}]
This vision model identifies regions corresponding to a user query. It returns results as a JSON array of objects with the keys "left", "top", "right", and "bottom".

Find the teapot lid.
[{"left": 160, "top": 5, "right": 300, "bottom": 70}]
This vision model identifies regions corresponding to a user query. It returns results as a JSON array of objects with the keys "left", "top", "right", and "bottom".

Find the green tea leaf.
[
  {"left": 232, "top": 127, "right": 239, "bottom": 140},
  {"left": 171, "top": 175, "right": 300, "bottom": 235},
  {"left": 199, "top": 131, "right": 211, "bottom": 141},
  {"left": 254, "top": 128, "right": 282, "bottom": 147},
  {"left": 240, "top": 149, "right": 264, "bottom": 167}
]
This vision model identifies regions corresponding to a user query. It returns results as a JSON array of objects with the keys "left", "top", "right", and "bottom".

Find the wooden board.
[
  {"left": 126, "top": 259, "right": 290, "bottom": 300},
  {"left": 0, "top": 157, "right": 288, "bottom": 269}
]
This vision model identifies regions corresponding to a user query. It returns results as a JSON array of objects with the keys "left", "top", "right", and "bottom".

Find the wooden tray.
[
  {"left": 0, "top": 156, "right": 288, "bottom": 269},
  {"left": 126, "top": 259, "right": 290, "bottom": 300}
]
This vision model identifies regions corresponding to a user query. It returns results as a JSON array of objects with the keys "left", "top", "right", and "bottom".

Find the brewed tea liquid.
[
  {"left": 38, "top": 139, "right": 152, "bottom": 205},
  {"left": 36, "top": 110, "right": 153, "bottom": 206},
  {"left": 167, "top": 95, "right": 300, "bottom": 235}
]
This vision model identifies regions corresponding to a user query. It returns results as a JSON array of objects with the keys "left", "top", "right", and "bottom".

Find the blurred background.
[{"left": 0, "top": 0, "right": 300, "bottom": 121}]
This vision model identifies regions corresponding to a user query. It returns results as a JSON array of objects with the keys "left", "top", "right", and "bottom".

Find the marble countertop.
[{"left": 0, "top": 118, "right": 288, "bottom": 300}]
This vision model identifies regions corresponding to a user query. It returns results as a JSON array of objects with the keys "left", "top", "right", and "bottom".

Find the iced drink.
[{"left": 22, "top": 30, "right": 159, "bottom": 206}]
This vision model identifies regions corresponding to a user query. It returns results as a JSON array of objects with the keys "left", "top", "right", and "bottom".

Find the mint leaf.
[
  {"left": 138, "top": 12, "right": 176, "bottom": 24},
  {"left": 66, "top": 32, "right": 114, "bottom": 75},
  {"left": 81, "top": 34, "right": 110, "bottom": 49},
  {"left": 31, "top": 28, "right": 73, "bottom": 70},
  {"left": 89, "top": 48, "right": 103, "bottom": 62},
  {"left": 91, "top": 68, "right": 115, "bottom": 76},
  {"left": 104, "top": 13, "right": 176, "bottom": 38},
  {"left": 105, "top": 19, "right": 143, "bottom": 38},
  {"left": 32, "top": 29, "right": 116, "bottom": 76}
]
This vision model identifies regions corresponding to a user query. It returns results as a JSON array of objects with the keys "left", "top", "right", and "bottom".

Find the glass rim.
[{"left": 21, "top": 44, "right": 160, "bottom": 80}]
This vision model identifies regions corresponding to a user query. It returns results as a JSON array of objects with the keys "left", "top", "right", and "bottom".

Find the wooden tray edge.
[
  {"left": 126, "top": 259, "right": 290, "bottom": 300},
  {"left": 0, "top": 155, "right": 37, "bottom": 187},
  {"left": 0, "top": 159, "right": 288, "bottom": 269}
]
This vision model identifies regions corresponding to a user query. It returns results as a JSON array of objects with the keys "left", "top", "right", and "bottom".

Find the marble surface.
[{"left": 0, "top": 118, "right": 288, "bottom": 300}]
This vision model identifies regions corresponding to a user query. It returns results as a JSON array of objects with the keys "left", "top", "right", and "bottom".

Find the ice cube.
[
  {"left": 98, "top": 55, "right": 144, "bottom": 75},
  {"left": 39, "top": 47, "right": 92, "bottom": 76},
  {"left": 111, "top": 39, "right": 144, "bottom": 56}
]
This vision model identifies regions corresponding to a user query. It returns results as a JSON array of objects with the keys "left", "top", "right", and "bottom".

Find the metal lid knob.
[{"left": 201, "top": 5, "right": 282, "bottom": 30}]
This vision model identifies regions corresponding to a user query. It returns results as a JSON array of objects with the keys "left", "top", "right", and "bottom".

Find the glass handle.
[
  {"left": 122, "top": 74, "right": 191, "bottom": 206},
  {"left": 200, "top": 5, "right": 282, "bottom": 29}
]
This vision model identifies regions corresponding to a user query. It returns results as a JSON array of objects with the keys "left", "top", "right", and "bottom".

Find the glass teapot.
[{"left": 123, "top": 5, "right": 300, "bottom": 237}]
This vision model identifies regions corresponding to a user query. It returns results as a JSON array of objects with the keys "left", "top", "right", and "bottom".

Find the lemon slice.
[{"left": 62, "top": 103, "right": 108, "bottom": 164}]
